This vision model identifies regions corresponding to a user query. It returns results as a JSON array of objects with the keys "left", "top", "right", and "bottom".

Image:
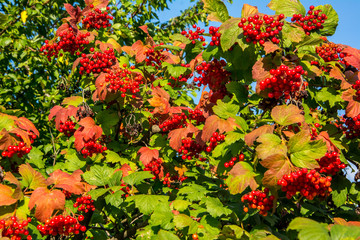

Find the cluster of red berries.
[
  {"left": 209, "top": 26, "right": 221, "bottom": 46},
  {"left": 310, "top": 123, "right": 321, "bottom": 139},
  {"left": 179, "top": 138, "right": 204, "bottom": 160},
  {"left": 145, "top": 44, "right": 166, "bottom": 69},
  {"left": 59, "top": 120, "right": 76, "bottom": 137},
  {"left": 181, "top": 24, "right": 206, "bottom": 45},
  {"left": 277, "top": 169, "right": 332, "bottom": 200},
  {"left": 241, "top": 188, "right": 274, "bottom": 216},
  {"left": 259, "top": 65, "right": 307, "bottom": 99},
  {"left": 205, "top": 132, "right": 225, "bottom": 152},
  {"left": 40, "top": 28, "right": 90, "bottom": 61},
  {"left": 1, "top": 132, "right": 36, "bottom": 158},
  {"left": 105, "top": 67, "right": 143, "bottom": 98},
  {"left": 120, "top": 182, "right": 131, "bottom": 198},
  {"left": 224, "top": 153, "right": 245, "bottom": 168},
  {"left": 163, "top": 173, "right": 187, "bottom": 187},
  {"left": 144, "top": 158, "right": 163, "bottom": 180},
  {"left": 352, "top": 80, "right": 360, "bottom": 101},
  {"left": 168, "top": 63, "right": 192, "bottom": 86},
  {"left": 159, "top": 113, "right": 188, "bottom": 132},
  {"left": 80, "top": 138, "right": 107, "bottom": 158},
  {"left": 194, "top": 59, "right": 230, "bottom": 91},
  {"left": 340, "top": 115, "right": 360, "bottom": 139},
  {"left": 291, "top": 6, "right": 327, "bottom": 35},
  {"left": 79, "top": 49, "right": 116, "bottom": 75},
  {"left": 188, "top": 109, "right": 206, "bottom": 125},
  {"left": 0, "top": 216, "right": 32, "bottom": 240},
  {"left": 62, "top": 189, "right": 72, "bottom": 199},
  {"left": 311, "top": 42, "right": 350, "bottom": 71},
  {"left": 73, "top": 195, "right": 95, "bottom": 213},
  {"left": 82, "top": 5, "right": 113, "bottom": 30},
  {"left": 37, "top": 215, "right": 86, "bottom": 236},
  {"left": 316, "top": 151, "right": 346, "bottom": 176},
  {"left": 238, "top": 14, "right": 285, "bottom": 45}
]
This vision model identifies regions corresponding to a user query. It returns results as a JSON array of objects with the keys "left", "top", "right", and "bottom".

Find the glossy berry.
[
  {"left": 241, "top": 188, "right": 274, "bottom": 216},
  {"left": 0, "top": 216, "right": 32, "bottom": 239},
  {"left": 181, "top": 25, "right": 205, "bottom": 45},
  {"left": 82, "top": 6, "right": 113, "bottom": 30},
  {"left": 291, "top": 6, "right": 328, "bottom": 35},
  {"left": 73, "top": 195, "right": 95, "bottom": 213}
]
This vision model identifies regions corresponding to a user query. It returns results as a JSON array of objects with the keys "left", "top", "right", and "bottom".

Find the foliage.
[{"left": 1, "top": 0, "right": 360, "bottom": 239}]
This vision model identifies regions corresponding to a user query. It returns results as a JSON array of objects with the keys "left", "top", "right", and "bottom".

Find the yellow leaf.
[{"left": 21, "top": 11, "right": 27, "bottom": 24}]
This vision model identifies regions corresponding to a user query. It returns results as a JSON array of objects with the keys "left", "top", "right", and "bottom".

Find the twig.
[{"left": 49, "top": 128, "right": 57, "bottom": 166}]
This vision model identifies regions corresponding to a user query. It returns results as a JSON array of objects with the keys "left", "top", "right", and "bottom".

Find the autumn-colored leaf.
[
  {"left": 29, "top": 187, "right": 65, "bottom": 222},
  {"left": 148, "top": 87, "right": 171, "bottom": 114},
  {"left": 56, "top": 23, "right": 71, "bottom": 37},
  {"left": 162, "top": 51, "right": 180, "bottom": 64},
  {"left": 94, "top": 72, "right": 108, "bottom": 101},
  {"left": 271, "top": 104, "right": 305, "bottom": 126},
  {"left": 0, "top": 129, "right": 14, "bottom": 151},
  {"left": 263, "top": 41, "right": 280, "bottom": 54},
  {"left": 138, "top": 147, "right": 159, "bottom": 166},
  {"left": 168, "top": 123, "right": 199, "bottom": 151},
  {"left": 201, "top": 115, "right": 239, "bottom": 142},
  {"left": 342, "top": 88, "right": 360, "bottom": 118},
  {"left": 0, "top": 184, "right": 18, "bottom": 206},
  {"left": 132, "top": 40, "right": 148, "bottom": 63},
  {"left": 316, "top": 131, "right": 339, "bottom": 153},
  {"left": 107, "top": 38, "right": 122, "bottom": 54},
  {"left": 64, "top": 3, "right": 82, "bottom": 23},
  {"left": 255, "top": 134, "right": 287, "bottom": 160},
  {"left": 139, "top": 25, "right": 155, "bottom": 46},
  {"left": 9, "top": 128, "right": 31, "bottom": 147},
  {"left": 241, "top": 4, "right": 258, "bottom": 18},
  {"left": 77, "top": 117, "right": 103, "bottom": 141},
  {"left": 261, "top": 154, "right": 292, "bottom": 188},
  {"left": 18, "top": 163, "right": 47, "bottom": 190},
  {"left": 115, "top": 164, "right": 133, "bottom": 177},
  {"left": 15, "top": 117, "right": 39, "bottom": 136},
  {"left": 62, "top": 96, "right": 83, "bottom": 107},
  {"left": 343, "top": 47, "right": 360, "bottom": 69},
  {"left": 225, "top": 162, "right": 258, "bottom": 195},
  {"left": 46, "top": 169, "right": 86, "bottom": 195},
  {"left": 333, "top": 217, "right": 360, "bottom": 227},
  {"left": 49, "top": 105, "right": 79, "bottom": 130},
  {"left": 329, "top": 66, "right": 345, "bottom": 82},
  {"left": 244, "top": 125, "right": 275, "bottom": 147}
]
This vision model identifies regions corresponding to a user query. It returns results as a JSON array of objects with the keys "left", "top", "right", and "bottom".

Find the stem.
[{"left": 49, "top": 128, "right": 57, "bottom": 166}]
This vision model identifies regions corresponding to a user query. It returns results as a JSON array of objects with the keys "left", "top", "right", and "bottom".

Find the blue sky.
[{"left": 159, "top": 0, "right": 359, "bottom": 49}]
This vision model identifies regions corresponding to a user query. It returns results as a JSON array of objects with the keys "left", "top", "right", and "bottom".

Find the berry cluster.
[
  {"left": 73, "top": 195, "right": 95, "bottom": 213},
  {"left": 311, "top": 42, "right": 350, "bottom": 71},
  {"left": 59, "top": 120, "right": 76, "bottom": 137},
  {"left": 145, "top": 44, "right": 166, "bottom": 69},
  {"left": 1, "top": 132, "right": 36, "bottom": 158},
  {"left": 277, "top": 169, "right": 332, "bottom": 200},
  {"left": 209, "top": 26, "right": 221, "bottom": 46},
  {"left": 37, "top": 215, "right": 86, "bottom": 236},
  {"left": 181, "top": 24, "right": 206, "bottom": 45},
  {"left": 82, "top": 5, "right": 113, "bottom": 30},
  {"left": 120, "top": 182, "right": 131, "bottom": 197},
  {"left": 79, "top": 49, "right": 116, "bottom": 75},
  {"left": 188, "top": 109, "right": 206, "bottom": 125},
  {"left": 163, "top": 173, "right": 187, "bottom": 187},
  {"left": 241, "top": 188, "right": 274, "bottom": 216},
  {"left": 291, "top": 6, "right": 327, "bottom": 35},
  {"left": 0, "top": 216, "right": 32, "bottom": 240},
  {"left": 310, "top": 124, "right": 320, "bottom": 140},
  {"left": 179, "top": 138, "right": 204, "bottom": 160},
  {"left": 40, "top": 28, "right": 90, "bottom": 61},
  {"left": 352, "top": 80, "right": 360, "bottom": 101},
  {"left": 105, "top": 68, "right": 143, "bottom": 98},
  {"left": 62, "top": 189, "right": 72, "bottom": 199},
  {"left": 259, "top": 65, "right": 307, "bottom": 99},
  {"left": 316, "top": 151, "right": 346, "bottom": 175},
  {"left": 205, "top": 132, "right": 225, "bottom": 152},
  {"left": 194, "top": 59, "right": 230, "bottom": 91},
  {"left": 238, "top": 14, "right": 285, "bottom": 45},
  {"left": 159, "top": 113, "right": 188, "bottom": 132},
  {"left": 339, "top": 114, "right": 360, "bottom": 139},
  {"left": 168, "top": 63, "right": 192, "bottom": 86},
  {"left": 80, "top": 138, "right": 107, "bottom": 158},
  {"left": 224, "top": 153, "right": 245, "bottom": 168},
  {"left": 144, "top": 158, "right": 163, "bottom": 180}
]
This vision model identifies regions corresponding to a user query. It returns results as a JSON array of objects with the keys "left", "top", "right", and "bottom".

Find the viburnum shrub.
[{"left": 2, "top": 0, "right": 360, "bottom": 239}]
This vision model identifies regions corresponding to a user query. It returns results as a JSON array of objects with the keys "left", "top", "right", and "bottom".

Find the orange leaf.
[
  {"left": 18, "top": 163, "right": 47, "bottom": 190},
  {"left": 0, "top": 184, "right": 18, "bottom": 206},
  {"left": 132, "top": 40, "right": 148, "bottom": 63},
  {"left": 115, "top": 164, "right": 133, "bottom": 177},
  {"left": 201, "top": 115, "right": 239, "bottom": 142},
  {"left": 47, "top": 170, "right": 86, "bottom": 195},
  {"left": 271, "top": 104, "right": 305, "bottom": 126},
  {"left": 241, "top": 4, "right": 259, "bottom": 18},
  {"left": 244, "top": 125, "right": 275, "bottom": 147},
  {"left": 343, "top": 47, "right": 360, "bottom": 69},
  {"left": 74, "top": 117, "right": 103, "bottom": 151},
  {"left": 261, "top": 154, "right": 292, "bottom": 188},
  {"left": 138, "top": 147, "right": 159, "bottom": 166},
  {"left": 168, "top": 123, "right": 199, "bottom": 151},
  {"left": 29, "top": 187, "right": 65, "bottom": 222},
  {"left": 342, "top": 88, "right": 360, "bottom": 118},
  {"left": 263, "top": 41, "right": 280, "bottom": 54},
  {"left": 162, "top": 51, "right": 180, "bottom": 64},
  {"left": 0, "top": 129, "right": 15, "bottom": 151},
  {"left": 148, "top": 87, "right": 171, "bottom": 114},
  {"left": 15, "top": 117, "right": 39, "bottom": 136},
  {"left": 94, "top": 72, "right": 108, "bottom": 101}
]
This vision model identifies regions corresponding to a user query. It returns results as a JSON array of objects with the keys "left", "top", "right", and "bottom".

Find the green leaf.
[
  {"left": 203, "top": 45, "right": 219, "bottom": 62},
  {"left": 88, "top": 188, "right": 110, "bottom": 200},
  {"left": 105, "top": 190, "right": 124, "bottom": 207},
  {"left": 256, "top": 134, "right": 287, "bottom": 160},
  {"left": 219, "top": 18, "right": 242, "bottom": 52},
  {"left": 170, "top": 33, "right": 191, "bottom": 44},
  {"left": 122, "top": 171, "right": 154, "bottom": 185},
  {"left": 288, "top": 131, "right": 326, "bottom": 169},
  {"left": 0, "top": 13, "right": 8, "bottom": 26},
  {"left": 82, "top": 165, "right": 113, "bottom": 186},
  {"left": 172, "top": 200, "right": 191, "bottom": 211},
  {"left": 213, "top": 99, "right": 240, "bottom": 119},
  {"left": 173, "top": 214, "right": 194, "bottom": 229},
  {"left": 0, "top": 114, "right": 14, "bottom": 131},
  {"left": 296, "top": 35, "right": 324, "bottom": 53},
  {"left": 226, "top": 81, "right": 248, "bottom": 104},
  {"left": 201, "top": 197, "right": 232, "bottom": 218},
  {"left": 178, "top": 184, "right": 210, "bottom": 201},
  {"left": 105, "top": 151, "right": 124, "bottom": 164},
  {"left": 316, "top": 5, "right": 338, "bottom": 36},
  {"left": 109, "top": 170, "right": 123, "bottom": 187},
  {"left": 330, "top": 224, "right": 360, "bottom": 240},
  {"left": 96, "top": 109, "right": 119, "bottom": 135},
  {"left": 154, "top": 45, "right": 182, "bottom": 52},
  {"left": 226, "top": 162, "right": 258, "bottom": 194},
  {"left": 222, "top": 225, "right": 247, "bottom": 239},
  {"left": 26, "top": 147, "right": 44, "bottom": 169},
  {"left": 267, "top": 0, "right": 306, "bottom": 17},
  {"left": 203, "top": 0, "right": 230, "bottom": 23},
  {"left": 64, "top": 151, "right": 86, "bottom": 171},
  {"left": 316, "top": 87, "right": 342, "bottom": 108},
  {"left": 128, "top": 195, "right": 169, "bottom": 215},
  {"left": 288, "top": 217, "right": 330, "bottom": 240},
  {"left": 158, "top": 230, "right": 180, "bottom": 240},
  {"left": 331, "top": 175, "right": 350, "bottom": 207},
  {"left": 150, "top": 206, "right": 174, "bottom": 230},
  {"left": 271, "top": 104, "right": 305, "bottom": 126},
  {"left": 162, "top": 62, "right": 188, "bottom": 78},
  {"left": 282, "top": 22, "right": 306, "bottom": 47},
  {"left": 0, "top": 37, "right": 12, "bottom": 47}
]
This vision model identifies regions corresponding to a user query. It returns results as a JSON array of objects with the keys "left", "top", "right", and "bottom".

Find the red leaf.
[
  {"left": 74, "top": 117, "right": 103, "bottom": 151},
  {"left": 132, "top": 40, "right": 148, "bottom": 63},
  {"left": 168, "top": 123, "right": 199, "bottom": 151},
  {"left": 201, "top": 115, "right": 239, "bottom": 142},
  {"left": 56, "top": 23, "right": 70, "bottom": 37},
  {"left": 9, "top": 128, "right": 31, "bottom": 147},
  {"left": 15, "top": 117, "right": 39, "bottom": 136},
  {"left": 342, "top": 88, "right": 360, "bottom": 118},
  {"left": 316, "top": 131, "right": 339, "bottom": 153},
  {"left": 115, "top": 164, "right": 133, "bottom": 177},
  {"left": 49, "top": 105, "right": 79, "bottom": 130},
  {"left": 47, "top": 170, "right": 86, "bottom": 195},
  {"left": 343, "top": 47, "right": 360, "bottom": 69},
  {"left": 252, "top": 56, "right": 276, "bottom": 95},
  {"left": 29, "top": 188, "right": 65, "bottom": 222},
  {"left": 139, "top": 25, "right": 155, "bottom": 46},
  {"left": 138, "top": 147, "right": 159, "bottom": 166},
  {"left": 329, "top": 66, "right": 345, "bottom": 82},
  {"left": 244, "top": 125, "right": 275, "bottom": 147},
  {"left": 64, "top": 4, "right": 83, "bottom": 22},
  {"left": 94, "top": 72, "right": 108, "bottom": 101},
  {"left": 0, "top": 129, "right": 15, "bottom": 151},
  {"left": 263, "top": 41, "right": 280, "bottom": 54}
]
